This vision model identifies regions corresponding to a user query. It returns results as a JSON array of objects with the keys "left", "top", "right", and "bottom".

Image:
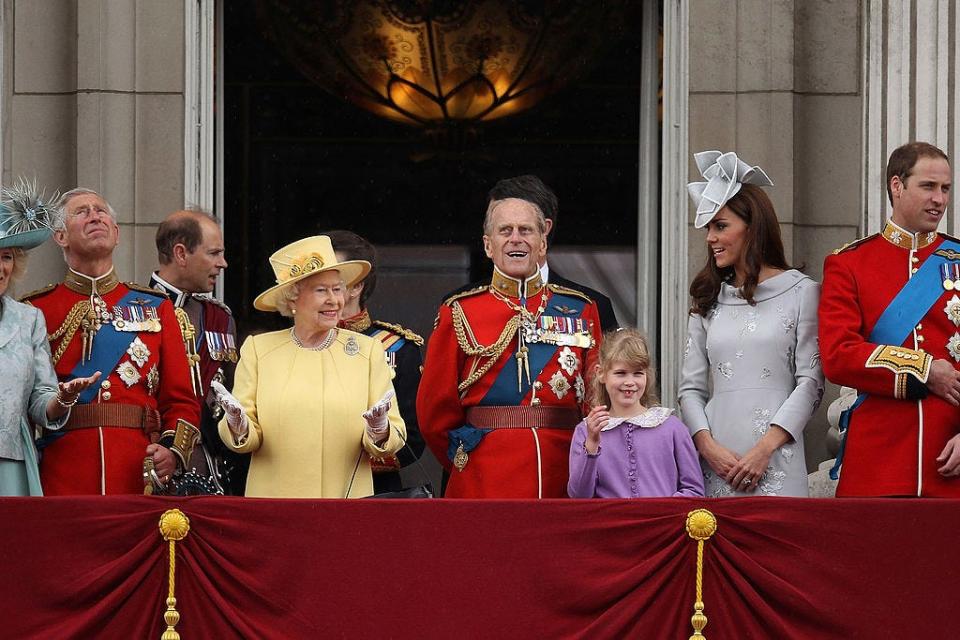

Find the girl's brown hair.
[
  {"left": 689, "top": 184, "right": 799, "bottom": 316},
  {"left": 589, "top": 328, "right": 659, "bottom": 408}
]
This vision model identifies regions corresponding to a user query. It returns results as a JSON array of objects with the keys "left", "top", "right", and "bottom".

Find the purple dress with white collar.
[{"left": 567, "top": 406, "right": 705, "bottom": 498}]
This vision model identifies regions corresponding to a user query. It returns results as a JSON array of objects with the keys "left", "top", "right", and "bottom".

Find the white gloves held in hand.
[
  {"left": 210, "top": 380, "right": 247, "bottom": 436},
  {"left": 362, "top": 390, "right": 394, "bottom": 442}
]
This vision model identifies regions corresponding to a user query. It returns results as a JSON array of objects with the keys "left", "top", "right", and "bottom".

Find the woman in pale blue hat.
[
  {"left": 0, "top": 180, "right": 99, "bottom": 495},
  {"left": 678, "top": 152, "right": 824, "bottom": 497}
]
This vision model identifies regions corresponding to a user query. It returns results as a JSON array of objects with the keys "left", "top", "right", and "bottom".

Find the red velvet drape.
[{"left": 1, "top": 497, "right": 956, "bottom": 639}]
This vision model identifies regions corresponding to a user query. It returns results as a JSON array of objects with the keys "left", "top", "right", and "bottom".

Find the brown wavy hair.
[
  {"left": 588, "top": 328, "right": 659, "bottom": 409},
  {"left": 689, "top": 184, "right": 797, "bottom": 316}
]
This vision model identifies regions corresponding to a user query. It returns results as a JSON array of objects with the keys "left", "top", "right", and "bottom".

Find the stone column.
[
  {"left": 862, "top": 0, "right": 960, "bottom": 235},
  {"left": 3, "top": 0, "right": 186, "bottom": 292}
]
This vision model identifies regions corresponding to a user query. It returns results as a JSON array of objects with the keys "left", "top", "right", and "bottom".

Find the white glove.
[
  {"left": 363, "top": 390, "right": 394, "bottom": 441},
  {"left": 210, "top": 380, "right": 248, "bottom": 436}
]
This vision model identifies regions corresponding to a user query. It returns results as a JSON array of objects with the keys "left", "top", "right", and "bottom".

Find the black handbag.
[{"left": 346, "top": 426, "right": 435, "bottom": 498}]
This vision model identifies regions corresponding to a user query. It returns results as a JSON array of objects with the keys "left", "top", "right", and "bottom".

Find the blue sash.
[
  {"left": 831, "top": 238, "right": 960, "bottom": 479},
  {"left": 70, "top": 290, "right": 163, "bottom": 404}
]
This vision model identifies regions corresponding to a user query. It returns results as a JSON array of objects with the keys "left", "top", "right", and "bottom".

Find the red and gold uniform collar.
[
  {"left": 489, "top": 267, "right": 544, "bottom": 299},
  {"left": 340, "top": 308, "right": 372, "bottom": 333},
  {"left": 63, "top": 267, "right": 119, "bottom": 296},
  {"left": 881, "top": 219, "right": 938, "bottom": 250}
]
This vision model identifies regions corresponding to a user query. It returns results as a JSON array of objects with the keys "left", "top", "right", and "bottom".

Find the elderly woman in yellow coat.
[{"left": 214, "top": 236, "right": 405, "bottom": 498}]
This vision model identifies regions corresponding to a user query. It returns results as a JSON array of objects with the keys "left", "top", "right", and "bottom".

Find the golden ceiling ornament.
[
  {"left": 257, "top": 0, "right": 635, "bottom": 141},
  {"left": 158, "top": 509, "right": 191, "bottom": 640},
  {"left": 684, "top": 509, "right": 717, "bottom": 640}
]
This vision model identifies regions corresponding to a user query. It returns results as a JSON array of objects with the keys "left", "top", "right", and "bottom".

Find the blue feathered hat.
[{"left": 0, "top": 178, "right": 57, "bottom": 250}]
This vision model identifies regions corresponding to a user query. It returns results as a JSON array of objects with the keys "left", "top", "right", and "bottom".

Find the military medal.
[
  {"left": 945, "top": 295, "right": 960, "bottom": 327},
  {"left": 943, "top": 263, "right": 958, "bottom": 290},
  {"left": 453, "top": 443, "right": 469, "bottom": 471},
  {"left": 549, "top": 370, "right": 571, "bottom": 399},
  {"left": 558, "top": 346, "right": 579, "bottom": 376},
  {"left": 146, "top": 364, "right": 160, "bottom": 396},
  {"left": 948, "top": 333, "right": 960, "bottom": 363},
  {"left": 126, "top": 337, "right": 151, "bottom": 368},
  {"left": 117, "top": 361, "right": 142, "bottom": 388}
]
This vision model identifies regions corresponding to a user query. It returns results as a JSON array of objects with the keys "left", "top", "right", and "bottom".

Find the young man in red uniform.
[
  {"left": 418, "top": 184, "right": 603, "bottom": 498},
  {"left": 820, "top": 141, "right": 960, "bottom": 497},
  {"left": 23, "top": 189, "right": 198, "bottom": 495},
  {"left": 151, "top": 209, "right": 247, "bottom": 495}
]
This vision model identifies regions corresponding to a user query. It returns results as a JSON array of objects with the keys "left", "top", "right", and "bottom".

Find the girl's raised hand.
[{"left": 584, "top": 405, "right": 610, "bottom": 454}]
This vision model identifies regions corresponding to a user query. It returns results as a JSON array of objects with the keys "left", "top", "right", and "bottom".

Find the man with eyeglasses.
[{"left": 22, "top": 188, "right": 198, "bottom": 495}]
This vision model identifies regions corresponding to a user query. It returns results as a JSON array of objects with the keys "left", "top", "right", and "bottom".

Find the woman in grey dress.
[{"left": 678, "top": 151, "right": 824, "bottom": 497}]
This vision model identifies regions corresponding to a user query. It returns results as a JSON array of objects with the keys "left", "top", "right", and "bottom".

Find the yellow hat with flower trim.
[{"left": 254, "top": 235, "right": 371, "bottom": 312}]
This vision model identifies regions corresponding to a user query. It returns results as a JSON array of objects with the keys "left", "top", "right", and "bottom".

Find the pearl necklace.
[{"left": 290, "top": 327, "right": 336, "bottom": 351}]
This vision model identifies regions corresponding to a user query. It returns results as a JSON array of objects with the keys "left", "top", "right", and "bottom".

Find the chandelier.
[{"left": 257, "top": 1, "right": 634, "bottom": 135}]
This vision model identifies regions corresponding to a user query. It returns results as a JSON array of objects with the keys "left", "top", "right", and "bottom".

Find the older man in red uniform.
[
  {"left": 820, "top": 142, "right": 960, "bottom": 497},
  {"left": 418, "top": 183, "right": 603, "bottom": 498},
  {"left": 23, "top": 188, "right": 198, "bottom": 495}
]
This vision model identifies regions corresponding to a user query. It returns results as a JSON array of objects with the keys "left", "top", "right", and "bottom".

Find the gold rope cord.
[
  {"left": 451, "top": 302, "right": 520, "bottom": 392},
  {"left": 47, "top": 301, "right": 90, "bottom": 366},
  {"left": 685, "top": 509, "right": 717, "bottom": 640},
  {"left": 159, "top": 509, "right": 190, "bottom": 640}
]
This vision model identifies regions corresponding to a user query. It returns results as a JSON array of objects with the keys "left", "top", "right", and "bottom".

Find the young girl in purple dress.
[{"left": 568, "top": 329, "right": 705, "bottom": 498}]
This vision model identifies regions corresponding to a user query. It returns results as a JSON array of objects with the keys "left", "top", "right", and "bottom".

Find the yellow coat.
[{"left": 219, "top": 328, "right": 405, "bottom": 498}]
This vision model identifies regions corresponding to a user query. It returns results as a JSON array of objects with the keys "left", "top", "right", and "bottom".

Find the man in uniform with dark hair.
[
  {"left": 820, "top": 141, "right": 960, "bottom": 497},
  {"left": 326, "top": 229, "right": 426, "bottom": 495},
  {"left": 24, "top": 189, "right": 199, "bottom": 495},
  {"left": 419, "top": 185, "right": 603, "bottom": 498},
  {"left": 444, "top": 175, "right": 618, "bottom": 332},
  {"left": 150, "top": 209, "right": 247, "bottom": 495}
]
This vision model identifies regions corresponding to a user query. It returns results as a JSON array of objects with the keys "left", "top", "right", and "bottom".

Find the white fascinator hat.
[{"left": 686, "top": 151, "right": 774, "bottom": 228}]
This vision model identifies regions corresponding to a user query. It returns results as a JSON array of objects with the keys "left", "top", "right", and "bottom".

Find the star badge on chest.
[
  {"left": 557, "top": 346, "right": 579, "bottom": 376},
  {"left": 126, "top": 337, "right": 151, "bottom": 368},
  {"left": 117, "top": 361, "right": 142, "bottom": 388}
]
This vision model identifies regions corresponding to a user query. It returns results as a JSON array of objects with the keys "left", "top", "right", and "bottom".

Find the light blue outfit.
[{"left": 0, "top": 295, "right": 67, "bottom": 495}]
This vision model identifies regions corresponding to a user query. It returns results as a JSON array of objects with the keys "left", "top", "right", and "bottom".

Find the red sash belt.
[{"left": 465, "top": 406, "right": 581, "bottom": 430}]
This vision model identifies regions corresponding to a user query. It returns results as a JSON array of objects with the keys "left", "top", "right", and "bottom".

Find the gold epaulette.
[
  {"left": 125, "top": 282, "right": 166, "bottom": 298},
  {"left": 442, "top": 284, "right": 488, "bottom": 306},
  {"left": 372, "top": 320, "right": 424, "bottom": 347},
  {"left": 547, "top": 283, "right": 594, "bottom": 304},
  {"left": 18, "top": 283, "right": 56, "bottom": 304},
  {"left": 833, "top": 233, "right": 878, "bottom": 255}
]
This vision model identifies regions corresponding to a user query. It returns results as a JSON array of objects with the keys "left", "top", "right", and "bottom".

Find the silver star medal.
[
  {"left": 557, "top": 346, "right": 579, "bottom": 376},
  {"left": 126, "top": 337, "right": 151, "bottom": 368},
  {"left": 117, "top": 361, "right": 142, "bottom": 388}
]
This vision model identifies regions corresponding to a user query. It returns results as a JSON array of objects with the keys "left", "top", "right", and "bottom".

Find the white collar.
[{"left": 600, "top": 406, "right": 674, "bottom": 431}]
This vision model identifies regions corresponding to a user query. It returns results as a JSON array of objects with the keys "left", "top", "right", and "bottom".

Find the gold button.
[
  {"left": 916, "top": 323, "right": 923, "bottom": 331},
  {"left": 916, "top": 335, "right": 925, "bottom": 343},
  {"left": 101, "top": 380, "right": 111, "bottom": 390},
  {"left": 531, "top": 397, "right": 541, "bottom": 406},
  {"left": 911, "top": 268, "right": 919, "bottom": 274},
  {"left": 102, "top": 391, "right": 112, "bottom": 401},
  {"left": 533, "top": 381, "right": 543, "bottom": 390},
  {"left": 911, "top": 256, "right": 920, "bottom": 263}
]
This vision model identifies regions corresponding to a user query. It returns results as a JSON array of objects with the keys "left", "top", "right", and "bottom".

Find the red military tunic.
[
  {"left": 820, "top": 220, "right": 960, "bottom": 496},
  {"left": 418, "top": 269, "right": 603, "bottom": 498},
  {"left": 24, "top": 269, "right": 199, "bottom": 495}
]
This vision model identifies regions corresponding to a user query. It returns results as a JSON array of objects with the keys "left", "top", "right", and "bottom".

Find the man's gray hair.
[
  {"left": 52, "top": 187, "right": 117, "bottom": 231},
  {"left": 482, "top": 198, "right": 547, "bottom": 236}
]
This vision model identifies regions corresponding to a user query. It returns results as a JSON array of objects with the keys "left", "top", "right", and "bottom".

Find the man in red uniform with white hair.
[
  {"left": 23, "top": 188, "right": 198, "bottom": 495},
  {"left": 418, "top": 178, "right": 603, "bottom": 498},
  {"left": 820, "top": 141, "right": 960, "bottom": 497}
]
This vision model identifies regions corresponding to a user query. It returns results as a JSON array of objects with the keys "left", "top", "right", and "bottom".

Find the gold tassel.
[
  {"left": 685, "top": 509, "right": 717, "bottom": 640},
  {"left": 159, "top": 509, "right": 190, "bottom": 640}
]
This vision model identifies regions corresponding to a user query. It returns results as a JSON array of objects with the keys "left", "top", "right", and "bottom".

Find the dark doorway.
[{"left": 222, "top": 2, "right": 646, "bottom": 339}]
